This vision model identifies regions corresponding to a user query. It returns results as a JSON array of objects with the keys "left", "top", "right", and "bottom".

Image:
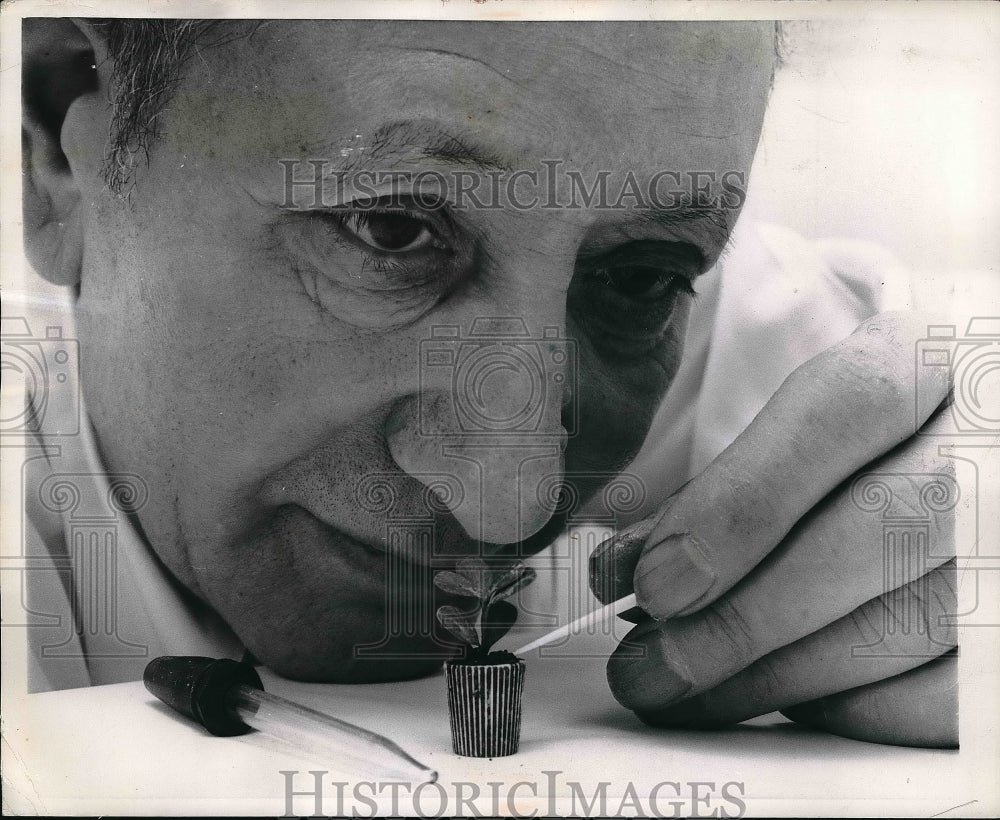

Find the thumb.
[
  {"left": 589, "top": 479, "right": 692, "bottom": 606},
  {"left": 588, "top": 514, "right": 658, "bottom": 609}
]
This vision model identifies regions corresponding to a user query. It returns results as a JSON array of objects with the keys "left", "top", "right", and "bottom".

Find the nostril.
[{"left": 386, "top": 387, "right": 568, "bottom": 543}]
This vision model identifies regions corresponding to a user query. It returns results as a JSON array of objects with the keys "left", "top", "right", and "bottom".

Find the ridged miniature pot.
[{"left": 445, "top": 656, "right": 525, "bottom": 757}]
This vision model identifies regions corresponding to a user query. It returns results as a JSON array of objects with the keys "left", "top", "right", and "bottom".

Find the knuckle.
[
  {"left": 748, "top": 652, "right": 789, "bottom": 704},
  {"left": 925, "top": 460, "right": 958, "bottom": 557},
  {"left": 868, "top": 442, "right": 957, "bottom": 560},
  {"left": 829, "top": 342, "right": 909, "bottom": 414},
  {"left": 876, "top": 567, "right": 958, "bottom": 646},
  {"left": 849, "top": 600, "right": 886, "bottom": 646},
  {"left": 717, "top": 468, "right": 780, "bottom": 541},
  {"left": 928, "top": 563, "right": 959, "bottom": 645},
  {"left": 927, "top": 497, "right": 957, "bottom": 561},
  {"left": 699, "top": 597, "right": 758, "bottom": 662},
  {"left": 882, "top": 431, "right": 953, "bottom": 475},
  {"left": 873, "top": 586, "right": 919, "bottom": 638},
  {"left": 788, "top": 344, "right": 910, "bottom": 441},
  {"left": 852, "top": 311, "right": 939, "bottom": 349},
  {"left": 789, "top": 310, "right": 951, "bottom": 445}
]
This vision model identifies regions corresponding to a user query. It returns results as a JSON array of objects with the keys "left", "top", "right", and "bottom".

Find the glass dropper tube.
[{"left": 226, "top": 684, "right": 437, "bottom": 784}]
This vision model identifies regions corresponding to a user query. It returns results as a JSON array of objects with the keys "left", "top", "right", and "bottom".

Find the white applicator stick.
[{"left": 513, "top": 593, "right": 638, "bottom": 655}]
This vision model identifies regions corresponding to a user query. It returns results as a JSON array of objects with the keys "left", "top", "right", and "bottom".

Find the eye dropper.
[{"left": 144, "top": 656, "right": 437, "bottom": 784}]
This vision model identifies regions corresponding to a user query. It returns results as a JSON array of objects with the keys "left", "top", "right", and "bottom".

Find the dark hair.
[{"left": 92, "top": 19, "right": 220, "bottom": 193}]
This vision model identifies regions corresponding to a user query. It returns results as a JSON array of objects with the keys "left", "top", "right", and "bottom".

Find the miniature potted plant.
[{"left": 434, "top": 558, "right": 536, "bottom": 757}]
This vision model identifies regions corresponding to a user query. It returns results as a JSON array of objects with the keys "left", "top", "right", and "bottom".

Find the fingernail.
[
  {"left": 588, "top": 517, "right": 658, "bottom": 602},
  {"left": 634, "top": 533, "right": 715, "bottom": 620},
  {"left": 607, "top": 630, "right": 693, "bottom": 712}
]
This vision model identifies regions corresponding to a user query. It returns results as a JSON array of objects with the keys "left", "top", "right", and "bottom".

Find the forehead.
[{"left": 167, "top": 21, "right": 774, "bottom": 183}]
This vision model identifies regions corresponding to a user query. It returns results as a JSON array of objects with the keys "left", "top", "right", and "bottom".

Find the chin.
[
  {"left": 234, "top": 588, "right": 459, "bottom": 684},
  {"left": 259, "top": 633, "right": 453, "bottom": 684}
]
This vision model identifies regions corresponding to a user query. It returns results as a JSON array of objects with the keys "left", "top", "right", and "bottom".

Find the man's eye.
[
  {"left": 595, "top": 265, "right": 696, "bottom": 303},
  {"left": 337, "top": 210, "right": 443, "bottom": 253},
  {"left": 568, "top": 241, "right": 703, "bottom": 358},
  {"left": 286, "top": 198, "right": 473, "bottom": 328}
]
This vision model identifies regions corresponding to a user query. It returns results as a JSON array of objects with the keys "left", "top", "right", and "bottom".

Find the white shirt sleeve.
[{"left": 629, "top": 218, "right": 915, "bottom": 503}]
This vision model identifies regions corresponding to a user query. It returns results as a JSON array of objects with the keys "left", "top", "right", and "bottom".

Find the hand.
[{"left": 590, "top": 312, "right": 959, "bottom": 748}]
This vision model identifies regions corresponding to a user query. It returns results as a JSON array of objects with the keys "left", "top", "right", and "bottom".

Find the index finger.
[{"left": 592, "top": 311, "right": 951, "bottom": 620}]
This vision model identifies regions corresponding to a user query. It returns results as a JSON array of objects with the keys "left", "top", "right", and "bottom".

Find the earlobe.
[{"left": 22, "top": 18, "right": 104, "bottom": 289}]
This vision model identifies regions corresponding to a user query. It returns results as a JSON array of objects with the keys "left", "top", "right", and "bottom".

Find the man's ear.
[{"left": 22, "top": 18, "right": 104, "bottom": 288}]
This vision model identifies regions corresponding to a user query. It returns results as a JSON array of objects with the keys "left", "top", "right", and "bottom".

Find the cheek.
[
  {"left": 76, "top": 184, "right": 405, "bottom": 588},
  {"left": 566, "top": 300, "right": 691, "bottom": 477},
  {"left": 201, "top": 505, "right": 445, "bottom": 683}
]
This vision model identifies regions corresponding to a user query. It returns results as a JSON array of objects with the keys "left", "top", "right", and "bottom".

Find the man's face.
[{"left": 73, "top": 21, "right": 774, "bottom": 680}]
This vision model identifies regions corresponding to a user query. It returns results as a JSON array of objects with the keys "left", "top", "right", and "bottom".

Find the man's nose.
[{"left": 387, "top": 317, "right": 573, "bottom": 544}]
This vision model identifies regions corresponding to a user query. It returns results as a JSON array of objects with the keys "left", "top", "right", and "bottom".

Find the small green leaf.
[
  {"left": 489, "top": 566, "right": 537, "bottom": 604},
  {"left": 454, "top": 557, "right": 490, "bottom": 597},
  {"left": 455, "top": 558, "right": 537, "bottom": 600},
  {"left": 481, "top": 600, "right": 519, "bottom": 653},
  {"left": 436, "top": 604, "right": 482, "bottom": 647},
  {"left": 437, "top": 559, "right": 535, "bottom": 653},
  {"left": 433, "top": 570, "right": 481, "bottom": 599}
]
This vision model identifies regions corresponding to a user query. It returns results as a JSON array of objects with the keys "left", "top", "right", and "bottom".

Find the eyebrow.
[
  {"left": 321, "top": 119, "right": 737, "bottom": 253},
  {"left": 326, "top": 119, "right": 513, "bottom": 177},
  {"left": 634, "top": 199, "right": 734, "bottom": 253}
]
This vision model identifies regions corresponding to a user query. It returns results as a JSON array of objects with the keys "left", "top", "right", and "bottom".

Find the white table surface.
[{"left": 3, "top": 647, "right": 983, "bottom": 817}]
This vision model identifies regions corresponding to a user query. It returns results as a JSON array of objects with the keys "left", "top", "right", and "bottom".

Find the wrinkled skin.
[{"left": 24, "top": 19, "right": 955, "bottom": 745}]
